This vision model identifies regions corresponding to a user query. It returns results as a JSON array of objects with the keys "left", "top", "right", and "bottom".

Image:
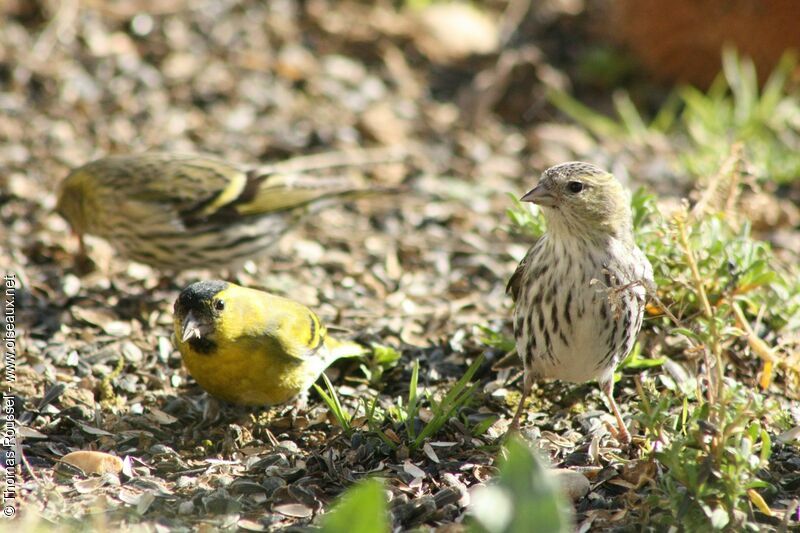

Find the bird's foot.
[
  {"left": 604, "top": 418, "right": 631, "bottom": 446},
  {"left": 602, "top": 383, "right": 632, "bottom": 446}
]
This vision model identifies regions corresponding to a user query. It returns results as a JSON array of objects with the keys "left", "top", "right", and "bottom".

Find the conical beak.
[
  {"left": 181, "top": 310, "right": 204, "bottom": 342},
  {"left": 520, "top": 184, "right": 557, "bottom": 207}
]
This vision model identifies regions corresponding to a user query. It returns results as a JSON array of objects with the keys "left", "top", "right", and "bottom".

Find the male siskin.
[{"left": 173, "top": 280, "right": 365, "bottom": 406}]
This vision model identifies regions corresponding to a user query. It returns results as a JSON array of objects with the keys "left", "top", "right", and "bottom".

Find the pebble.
[
  {"left": 61, "top": 450, "right": 124, "bottom": 475},
  {"left": 551, "top": 468, "right": 591, "bottom": 500}
]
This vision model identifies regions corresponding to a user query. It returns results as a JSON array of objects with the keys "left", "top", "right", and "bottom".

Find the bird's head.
[
  {"left": 56, "top": 169, "right": 96, "bottom": 236},
  {"left": 520, "top": 162, "right": 632, "bottom": 239},
  {"left": 173, "top": 280, "right": 231, "bottom": 353}
]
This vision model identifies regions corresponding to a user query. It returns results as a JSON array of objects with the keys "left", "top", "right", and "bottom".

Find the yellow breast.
[{"left": 179, "top": 339, "right": 321, "bottom": 405}]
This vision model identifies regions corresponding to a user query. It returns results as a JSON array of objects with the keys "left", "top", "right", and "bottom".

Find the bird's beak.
[
  {"left": 520, "top": 184, "right": 558, "bottom": 206},
  {"left": 181, "top": 311, "right": 208, "bottom": 342}
]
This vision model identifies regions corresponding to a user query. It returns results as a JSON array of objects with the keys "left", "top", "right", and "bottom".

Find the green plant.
[
  {"left": 360, "top": 343, "right": 403, "bottom": 384},
  {"left": 315, "top": 373, "right": 354, "bottom": 436},
  {"left": 628, "top": 177, "right": 792, "bottom": 529},
  {"left": 550, "top": 48, "right": 800, "bottom": 183},
  {"left": 505, "top": 193, "right": 546, "bottom": 239},
  {"left": 475, "top": 324, "right": 516, "bottom": 353},
  {"left": 317, "top": 356, "right": 486, "bottom": 452},
  {"left": 679, "top": 49, "right": 800, "bottom": 183},
  {"left": 468, "top": 436, "right": 571, "bottom": 533},
  {"left": 389, "top": 355, "right": 485, "bottom": 451},
  {"left": 640, "top": 188, "right": 798, "bottom": 368},
  {"left": 320, "top": 478, "right": 390, "bottom": 533},
  {"left": 617, "top": 341, "right": 665, "bottom": 371},
  {"left": 637, "top": 379, "right": 773, "bottom": 530}
]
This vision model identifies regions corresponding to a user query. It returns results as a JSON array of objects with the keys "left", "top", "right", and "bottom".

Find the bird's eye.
[
  {"left": 214, "top": 299, "right": 225, "bottom": 311},
  {"left": 567, "top": 181, "right": 584, "bottom": 193}
]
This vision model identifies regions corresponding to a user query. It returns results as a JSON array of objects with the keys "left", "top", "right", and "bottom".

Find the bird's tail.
[
  {"left": 236, "top": 147, "right": 407, "bottom": 216},
  {"left": 251, "top": 146, "right": 407, "bottom": 176},
  {"left": 325, "top": 337, "right": 369, "bottom": 360}
]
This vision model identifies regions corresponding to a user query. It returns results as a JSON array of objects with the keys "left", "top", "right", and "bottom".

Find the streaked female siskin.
[
  {"left": 507, "top": 162, "right": 653, "bottom": 443},
  {"left": 56, "top": 151, "right": 394, "bottom": 271}
]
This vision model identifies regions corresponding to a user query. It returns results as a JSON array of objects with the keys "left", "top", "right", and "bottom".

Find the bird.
[
  {"left": 506, "top": 162, "right": 653, "bottom": 443},
  {"left": 172, "top": 280, "right": 366, "bottom": 406},
  {"left": 56, "top": 150, "right": 400, "bottom": 272}
]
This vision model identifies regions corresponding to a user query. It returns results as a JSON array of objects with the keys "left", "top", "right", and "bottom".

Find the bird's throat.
[{"left": 188, "top": 337, "right": 217, "bottom": 355}]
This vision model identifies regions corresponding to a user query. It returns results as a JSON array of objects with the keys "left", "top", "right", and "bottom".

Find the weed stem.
[{"left": 674, "top": 210, "right": 724, "bottom": 404}]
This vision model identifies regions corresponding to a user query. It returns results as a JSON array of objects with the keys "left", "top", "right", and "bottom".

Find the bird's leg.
[
  {"left": 72, "top": 232, "right": 97, "bottom": 275},
  {"left": 294, "top": 390, "right": 310, "bottom": 412},
  {"left": 508, "top": 375, "right": 532, "bottom": 433},
  {"left": 200, "top": 396, "right": 222, "bottom": 428},
  {"left": 601, "top": 380, "right": 631, "bottom": 444}
]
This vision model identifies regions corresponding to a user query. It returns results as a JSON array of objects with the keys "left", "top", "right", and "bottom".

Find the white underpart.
[{"left": 515, "top": 232, "right": 653, "bottom": 387}]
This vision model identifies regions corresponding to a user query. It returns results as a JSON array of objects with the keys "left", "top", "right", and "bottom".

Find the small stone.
[
  {"left": 121, "top": 341, "right": 143, "bottom": 363},
  {"left": 158, "top": 337, "right": 173, "bottom": 363},
  {"left": 62, "top": 274, "right": 82, "bottom": 297},
  {"left": 61, "top": 451, "right": 124, "bottom": 475},
  {"left": 413, "top": 3, "right": 499, "bottom": 64},
  {"left": 551, "top": 468, "right": 590, "bottom": 500},
  {"left": 276, "top": 44, "right": 318, "bottom": 81},
  {"left": 360, "top": 102, "right": 409, "bottom": 145}
]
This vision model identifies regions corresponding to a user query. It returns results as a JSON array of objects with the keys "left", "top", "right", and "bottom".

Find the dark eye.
[
  {"left": 214, "top": 299, "right": 225, "bottom": 311},
  {"left": 567, "top": 181, "right": 584, "bottom": 193}
]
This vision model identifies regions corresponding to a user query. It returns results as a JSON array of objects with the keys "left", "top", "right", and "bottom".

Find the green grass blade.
[
  {"left": 412, "top": 354, "right": 485, "bottom": 449},
  {"left": 314, "top": 373, "right": 352, "bottom": 434},
  {"left": 547, "top": 89, "right": 624, "bottom": 138},
  {"left": 405, "top": 360, "right": 420, "bottom": 440}
]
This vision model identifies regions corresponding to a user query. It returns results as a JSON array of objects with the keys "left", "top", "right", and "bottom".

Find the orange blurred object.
[{"left": 608, "top": 0, "right": 800, "bottom": 87}]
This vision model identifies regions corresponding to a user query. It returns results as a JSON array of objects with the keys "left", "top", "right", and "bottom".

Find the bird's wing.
[
  {"left": 255, "top": 294, "right": 351, "bottom": 365},
  {"left": 119, "top": 151, "right": 401, "bottom": 228},
  {"left": 114, "top": 152, "right": 360, "bottom": 224},
  {"left": 230, "top": 171, "right": 360, "bottom": 217},
  {"left": 229, "top": 145, "right": 407, "bottom": 217},
  {"left": 506, "top": 258, "right": 527, "bottom": 302},
  {"left": 105, "top": 153, "right": 247, "bottom": 227},
  {"left": 268, "top": 300, "right": 366, "bottom": 364},
  {"left": 119, "top": 153, "right": 237, "bottom": 206},
  {"left": 271, "top": 306, "right": 330, "bottom": 362},
  {"left": 507, "top": 238, "right": 545, "bottom": 301},
  {"left": 507, "top": 246, "right": 536, "bottom": 301}
]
